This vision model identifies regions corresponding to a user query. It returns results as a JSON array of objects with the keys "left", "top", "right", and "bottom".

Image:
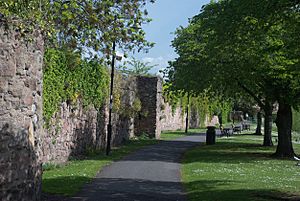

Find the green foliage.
[
  {"left": 163, "top": 83, "right": 232, "bottom": 127},
  {"left": 111, "top": 72, "right": 122, "bottom": 112},
  {"left": 0, "top": 1, "right": 50, "bottom": 32},
  {"left": 119, "top": 97, "right": 142, "bottom": 118},
  {"left": 132, "top": 98, "right": 142, "bottom": 113},
  {"left": 119, "top": 57, "right": 156, "bottom": 76},
  {"left": 168, "top": 0, "right": 300, "bottom": 108},
  {"left": 190, "top": 92, "right": 232, "bottom": 127},
  {"left": 162, "top": 83, "right": 183, "bottom": 114},
  {"left": 43, "top": 48, "right": 109, "bottom": 124},
  {"left": 0, "top": 0, "right": 155, "bottom": 56},
  {"left": 167, "top": 0, "right": 300, "bottom": 155},
  {"left": 292, "top": 109, "right": 300, "bottom": 133}
]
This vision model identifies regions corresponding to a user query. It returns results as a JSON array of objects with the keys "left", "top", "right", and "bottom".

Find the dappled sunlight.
[{"left": 182, "top": 135, "right": 300, "bottom": 201}]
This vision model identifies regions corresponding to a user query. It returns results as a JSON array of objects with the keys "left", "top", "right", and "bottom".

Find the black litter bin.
[{"left": 206, "top": 126, "right": 216, "bottom": 145}]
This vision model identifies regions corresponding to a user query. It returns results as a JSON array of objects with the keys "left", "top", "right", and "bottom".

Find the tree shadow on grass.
[
  {"left": 66, "top": 138, "right": 276, "bottom": 165},
  {"left": 187, "top": 188, "right": 300, "bottom": 201},
  {"left": 42, "top": 176, "right": 300, "bottom": 201},
  {"left": 184, "top": 179, "right": 299, "bottom": 201},
  {"left": 182, "top": 141, "right": 279, "bottom": 164}
]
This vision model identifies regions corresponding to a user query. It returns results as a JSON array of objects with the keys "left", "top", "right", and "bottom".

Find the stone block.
[
  {"left": 24, "top": 78, "right": 37, "bottom": 91},
  {"left": 0, "top": 78, "right": 7, "bottom": 93},
  {"left": 23, "top": 95, "right": 33, "bottom": 106},
  {"left": 15, "top": 52, "right": 27, "bottom": 76},
  {"left": 8, "top": 81, "right": 24, "bottom": 98},
  {"left": 3, "top": 94, "right": 20, "bottom": 108},
  {"left": 0, "top": 45, "right": 16, "bottom": 77}
]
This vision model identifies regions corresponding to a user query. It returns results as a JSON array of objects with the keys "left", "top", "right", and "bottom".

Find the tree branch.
[{"left": 236, "top": 80, "right": 265, "bottom": 108}]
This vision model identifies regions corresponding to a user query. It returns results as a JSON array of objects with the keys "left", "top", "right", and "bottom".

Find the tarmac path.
[{"left": 69, "top": 134, "right": 205, "bottom": 201}]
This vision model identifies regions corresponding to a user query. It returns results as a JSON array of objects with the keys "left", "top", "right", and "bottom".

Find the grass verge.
[
  {"left": 42, "top": 139, "right": 158, "bottom": 196},
  {"left": 160, "top": 130, "right": 190, "bottom": 140},
  {"left": 182, "top": 135, "right": 300, "bottom": 201},
  {"left": 160, "top": 129, "right": 205, "bottom": 141}
]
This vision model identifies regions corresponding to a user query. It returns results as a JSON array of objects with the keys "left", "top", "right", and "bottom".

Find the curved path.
[{"left": 71, "top": 134, "right": 205, "bottom": 201}]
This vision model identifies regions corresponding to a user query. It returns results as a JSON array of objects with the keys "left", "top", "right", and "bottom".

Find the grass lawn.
[
  {"left": 42, "top": 139, "right": 158, "bottom": 196},
  {"left": 182, "top": 135, "right": 300, "bottom": 201},
  {"left": 160, "top": 128, "right": 207, "bottom": 141},
  {"left": 160, "top": 130, "right": 190, "bottom": 140}
]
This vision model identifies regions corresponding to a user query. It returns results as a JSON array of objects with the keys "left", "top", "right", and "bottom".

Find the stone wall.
[
  {"left": 159, "top": 98, "right": 202, "bottom": 131},
  {"left": 42, "top": 75, "right": 205, "bottom": 165},
  {"left": 110, "top": 76, "right": 138, "bottom": 145},
  {"left": 159, "top": 101, "right": 186, "bottom": 131},
  {"left": 0, "top": 20, "right": 44, "bottom": 201},
  {"left": 40, "top": 76, "right": 168, "bottom": 164},
  {"left": 40, "top": 103, "right": 99, "bottom": 163},
  {"left": 40, "top": 76, "right": 139, "bottom": 164},
  {"left": 134, "top": 76, "right": 161, "bottom": 139},
  {"left": 0, "top": 20, "right": 205, "bottom": 201}
]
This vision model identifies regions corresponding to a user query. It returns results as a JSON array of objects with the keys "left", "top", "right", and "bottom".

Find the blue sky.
[{"left": 133, "top": 0, "right": 211, "bottom": 74}]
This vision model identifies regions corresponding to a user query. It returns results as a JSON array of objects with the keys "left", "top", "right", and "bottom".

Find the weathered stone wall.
[
  {"left": 134, "top": 76, "right": 161, "bottom": 139},
  {"left": 159, "top": 101, "right": 186, "bottom": 131},
  {"left": 159, "top": 98, "right": 202, "bottom": 131},
  {"left": 41, "top": 103, "right": 99, "bottom": 163},
  {"left": 0, "top": 21, "right": 44, "bottom": 201},
  {"left": 96, "top": 76, "right": 138, "bottom": 150},
  {"left": 40, "top": 76, "right": 139, "bottom": 163},
  {"left": 111, "top": 76, "right": 137, "bottom": 145},
  {"left": 0, "top": 19, "right": 205, "bottom": 201}
]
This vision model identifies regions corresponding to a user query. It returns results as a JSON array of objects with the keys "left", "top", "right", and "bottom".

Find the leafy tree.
[
  {"left": 167, "top": 0, "right": 300, "bottom": 157},
  {"left": 120, "top": 57, "right": 156, "bottom": 76},
  {"left": 0, "top": 0, "right": 155, "bottom": 56}
]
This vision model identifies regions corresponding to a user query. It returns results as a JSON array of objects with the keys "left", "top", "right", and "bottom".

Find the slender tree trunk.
[
  {"left": 255, "top": 111, "right": 262, "bottom": 135},
  {"left": 185, "top": 93, "right": 190, "bottom": 133},
  {"left": 274, "top": 102, "right": 295, "bottom": 158},
  {"left": 263, "top": 106, "right": 273, "bottom": 146}
]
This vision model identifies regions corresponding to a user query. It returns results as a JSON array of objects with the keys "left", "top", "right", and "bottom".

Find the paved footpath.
[{"left": 70, "top": 134, "right": 205, "bottom": 201}]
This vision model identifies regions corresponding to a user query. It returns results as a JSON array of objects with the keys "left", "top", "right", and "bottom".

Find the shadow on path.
[
  {"left": 43, "top": 176, "right": 297, "bottom": 201},
  {"left": 64, "top": 134, "right": 205, "bottom": 201}
]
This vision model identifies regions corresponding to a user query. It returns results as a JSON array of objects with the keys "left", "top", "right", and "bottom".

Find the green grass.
[
  {"left": 182, "top": 135, "right": 300, "bottom": 201},
  {"left": 42, "top": 139, "right": 158, "bottom": 196},
  {"left": 160, "top": 130, "right": 190, "bottom": 140},
  {"left": 160, "top": 129, "right": 204, "bottom": 140},
  {"left": 292, "top": 131, "right": 300, "bottom": 143},
  {"left": 189, "top": 128, "right": 207, "bottom": 133}
]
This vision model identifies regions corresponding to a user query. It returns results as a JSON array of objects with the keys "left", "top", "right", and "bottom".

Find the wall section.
[{"left": 0, "top": 20, "right": 44, "bottom": 201}]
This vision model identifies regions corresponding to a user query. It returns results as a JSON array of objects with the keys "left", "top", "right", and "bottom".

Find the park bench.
[
  {"left": 233, "top": 124, "right": 242, "bottom": 134},
  {"left": 242, "top": 122, "right": 251, "bottom": 131},
  {"left": 222, "top": 127, "right": 233, "bottom": 137}
]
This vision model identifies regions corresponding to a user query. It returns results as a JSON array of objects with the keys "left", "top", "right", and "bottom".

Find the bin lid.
[{"left": 206, "top": 126, "right": 216, "bottom": 129}]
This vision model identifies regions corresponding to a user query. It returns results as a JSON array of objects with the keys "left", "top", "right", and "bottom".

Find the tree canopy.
[
  {"left": 119, "top": 57, "right": 156, "bottom": 76},
  {"left": 0, "top": 0, "right": 155, "bottom": 56},
  {"left": 167, "top": 0, "right": 300, "bottom": 157}
]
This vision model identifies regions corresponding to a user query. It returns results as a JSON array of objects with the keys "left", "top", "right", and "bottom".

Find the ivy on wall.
[
  {"left": 112, "top": 73, "right": 142, "bottom": 118},
  {"left": 189, "top": 92, "right": 232, "bottom": 127},
  {"left": 163, "top": 83, "right": 232, "bottom": 128},
  {"left": 43, "top": 48, "right": 109, "bottom": 125}
]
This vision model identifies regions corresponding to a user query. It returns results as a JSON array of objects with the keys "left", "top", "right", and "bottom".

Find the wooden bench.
[
  {"left": 233, "top": 125, "right": 242, "bottom": 134},
  {"left": 222, "top": 127, "right": 233, "bottom": 137},
  {"left": 242, "top": 123, "right": 251, "bottom": 131}
]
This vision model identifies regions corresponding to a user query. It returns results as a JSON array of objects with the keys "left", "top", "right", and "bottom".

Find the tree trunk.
[
  {"left": 274, "top": 102, "right": 295, "bottom": 158},
  {"left": 185, "top": 93, "right": 190, "bottom": 133},
  {"left": 263, "top": 107, "right": 273, "bottom": 146},
  {"left": 255, "top": 111, "right": 262, "bottom": 135}
]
